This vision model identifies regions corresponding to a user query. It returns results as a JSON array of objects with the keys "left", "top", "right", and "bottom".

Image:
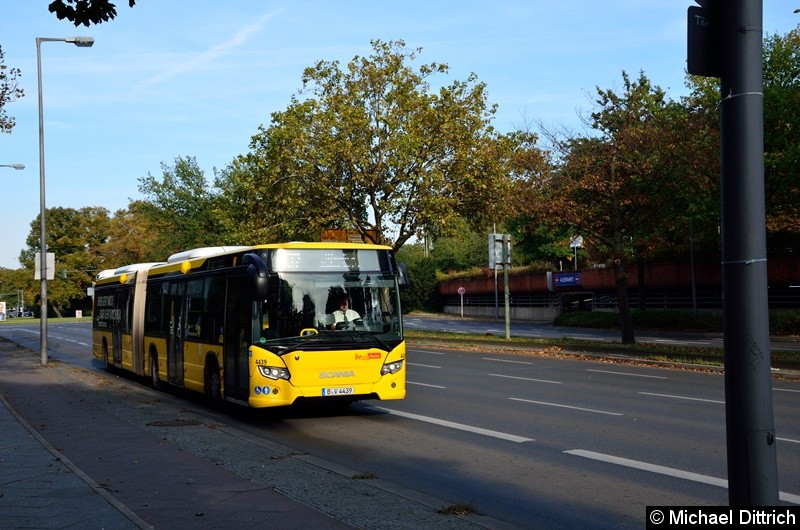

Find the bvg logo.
[
  {"left": 319, "top": 371, "right": 356, "bottom": 379},
  {"left": 355, "top": 352, "right": 382, "bottom": 360}
]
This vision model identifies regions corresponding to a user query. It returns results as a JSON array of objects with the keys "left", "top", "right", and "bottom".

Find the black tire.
[{"left": 101, "top": 339, "right": 110, "bottom": 369}]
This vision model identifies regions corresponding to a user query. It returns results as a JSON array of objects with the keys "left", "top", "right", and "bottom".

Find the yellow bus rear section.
[
  {"left": 91, "top": 329, "right": 135, "bottom": 372},
  {"left": 92, "top": 330, "right": 111, "bottom": 363}
]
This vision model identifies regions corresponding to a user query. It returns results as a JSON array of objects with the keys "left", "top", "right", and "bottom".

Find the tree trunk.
[
  {"left": 637, "top": 256, "right": 646, "bottom": 310},
  {"left": 609, "top": 156, "right": 635, "bottom": 344},
  {"left": 614, "top": 263, "right": 636, "bottom": 344}
]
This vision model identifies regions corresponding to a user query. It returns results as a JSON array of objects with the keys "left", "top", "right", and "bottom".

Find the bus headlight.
[
  {"left": 381, "top": 360, "right": 404, "bottom": 375},
  {"left": 258, "top": 365, "right": 290, "bottom": 380}
]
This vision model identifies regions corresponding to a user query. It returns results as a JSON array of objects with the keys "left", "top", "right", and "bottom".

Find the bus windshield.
[{"left": 255, "top": 270, "right": 402, "bottom": 352}]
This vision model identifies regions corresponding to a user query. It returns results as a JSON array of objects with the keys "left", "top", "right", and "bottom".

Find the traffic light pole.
[{"left": 717, "top": 0, "right": 779, "bottom": 505}]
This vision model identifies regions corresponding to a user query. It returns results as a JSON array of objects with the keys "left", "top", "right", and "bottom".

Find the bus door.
[
  {"left": 111, "top": 288, "right": 126, "bottom": 365},
  {"left": 166, "top": 280, "right": 186, "bottom": 385},
  {"left": 223, "top": 276, "right": 251, "bottom": 401}
]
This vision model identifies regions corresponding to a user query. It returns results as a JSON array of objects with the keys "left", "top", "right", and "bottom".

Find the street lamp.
[
  {"left": 37, "top": 36, "right": 94, "bottom": 366},
  {"left": 0, "top": 164, "right": 25, "bottom": 170}
]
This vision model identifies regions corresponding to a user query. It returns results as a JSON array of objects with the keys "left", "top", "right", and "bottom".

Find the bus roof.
[
  {"left": 96, "top": 262, "right": 165, "bottom": 280},
  {"left": 164, "top": 242, "right": 393, "bottom": 265},
  {"left": 98, "top": 242, "right": 394, "bottom": 281},
  {"left": 253, "top": 241, "right": 392, "bottom": 251},
  {"left": 166, "top": 246, "right": 252, "bottom": 263}
]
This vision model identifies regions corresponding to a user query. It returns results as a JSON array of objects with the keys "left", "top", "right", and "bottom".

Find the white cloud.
[{"left": 138, "top": 10, "right": 282, "bottom": 90}]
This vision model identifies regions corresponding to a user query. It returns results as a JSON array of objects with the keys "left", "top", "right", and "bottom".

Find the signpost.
[
  {"left": 553, "top": 272, "right": 582, "bottom": 287},
  {"left": 34, "top": 252, "right": 55, "bottom": 280},
  {"left": 458, "top": 286, "right": 466, "bottom": 317},
  {"left": 569, "top": 236, "right": 583, "bottom": 271},
  {"left": 488, "top": 233, "right": 512, "bottom": 339}
]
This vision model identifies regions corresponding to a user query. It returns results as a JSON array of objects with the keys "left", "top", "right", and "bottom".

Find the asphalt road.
[{"left": 1, "top": 320, "right": 798, "bottom": 528}]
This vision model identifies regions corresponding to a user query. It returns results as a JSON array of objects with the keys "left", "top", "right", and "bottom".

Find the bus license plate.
[{"left": 322, "top": 387, "right": 354, "bottom": 396}]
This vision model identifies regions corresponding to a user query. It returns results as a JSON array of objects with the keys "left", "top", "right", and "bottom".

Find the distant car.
[
  {"left": 7, "top": 310, "right": 18, "bottom": 318},
  {"left": 22, "top": 310, "right": 34, "bottom": 318}
]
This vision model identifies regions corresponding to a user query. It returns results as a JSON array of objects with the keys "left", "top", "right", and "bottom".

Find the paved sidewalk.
[
  {"left": 0, "top": 341, "right": 353, "bottom": 529},
  {"left": 0, "top": 339, "right": 497, "bottom": 529},
  {"left": 0, "top": 391, "right": 141, "bottom": 529}
]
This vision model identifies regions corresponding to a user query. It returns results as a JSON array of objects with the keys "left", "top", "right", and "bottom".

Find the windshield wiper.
[
  {"left": 259, "top": 333, "right": 328, "bottom": 355},
  {"left": 351, "top": 331, "right": 391, "bottom": 351},
  {"left": 260, "top": 330, "right": 393, "bottom": 355},
  {"left": 263, "top": 340, "right": 316, "bottom": 355}
]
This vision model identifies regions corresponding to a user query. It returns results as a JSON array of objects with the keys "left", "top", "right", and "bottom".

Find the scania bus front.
[{"left": 244, "top": 244, "right": 407, "bottom": 407}]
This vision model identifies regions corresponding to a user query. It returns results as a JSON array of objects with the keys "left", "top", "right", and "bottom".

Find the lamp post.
[{"left": 37, "top": 36, "right": 94, "bottom": 366}]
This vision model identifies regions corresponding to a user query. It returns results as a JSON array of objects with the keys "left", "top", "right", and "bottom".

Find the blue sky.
[{"left": 0, "top": 1, "right": 796, "bottom": 269}]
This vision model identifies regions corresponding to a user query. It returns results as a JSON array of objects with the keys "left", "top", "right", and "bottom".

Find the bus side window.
[
  {"left": 206, "top": 277, "right": 226, "bottom": 343},
  {"left": 145, "top": 282, "right": 166, "bottom": 335},
  {"left": 186, "top": 279, "right": 205, "bottom": 339},
  {"left": 187, "top": 313, "right": 202, "bottom": 338}
]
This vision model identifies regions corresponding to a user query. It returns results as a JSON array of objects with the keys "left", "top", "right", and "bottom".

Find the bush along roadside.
[{"left": 554, "top": 309, "right": 800, "bottom": 336}]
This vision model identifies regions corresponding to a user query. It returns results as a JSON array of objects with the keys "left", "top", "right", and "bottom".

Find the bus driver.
[{"left": 329, "top": 296, "right": 362, "bottom": 330}]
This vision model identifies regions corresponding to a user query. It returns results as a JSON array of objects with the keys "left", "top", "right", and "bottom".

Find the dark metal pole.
[
  {"left": 36, "top": 38, "right": 49, "bottom": 367},
  {"left": 718, "top": 0, "right": 778, "bottom": 505},
  {"left": 502, "top": 234, "right": 510, "bottom": 340},
  {"left": 34, "top": 35, "right": 94, "bottom": 366},
  {"left": 689, "top": 218, "right": 697, "bottom": 315},
  {"left": 495, "top": 268, "right": 499, "bottom": 320}
]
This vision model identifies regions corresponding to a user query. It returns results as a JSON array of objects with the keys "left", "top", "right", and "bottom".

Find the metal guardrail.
[
  {"left": 442, "top": 288, "right": 800, "bottom": 312},
  {"left": 444, "top": 294, "right": 560, "bottom": 308}
]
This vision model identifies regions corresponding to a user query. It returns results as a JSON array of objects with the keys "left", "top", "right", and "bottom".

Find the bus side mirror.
[
  {"left": 397, "top": 262, "right": 410, "bottom": 288},
  {"left": 243, "top": 253, "right": 268, "bottom": 300}
]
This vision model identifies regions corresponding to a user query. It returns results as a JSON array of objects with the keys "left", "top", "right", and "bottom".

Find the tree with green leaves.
[
  {"left": 516, "top": 71, "right": 697, "bottom": 343},
  {"left": 406, "top": 216, "right": 492, "bottom": 273},
  {"left": 673, "top": 75, "right": 723, "bottom": 260},
  {"left": 137, "top": 156, "right": 229, "bottom": 258},
  {"left": 0, "top": 266, "right": 37, "bottom": 315},
  {"left": 215, "top": 133, "right": 331, "bottom": 245},
  {"left": 763, "top": 24, "right": 800, "bottom": 245},
  {"left": 682, "top": 23, "right": 800, "bottom": 253},
  {"left": 21, "top": 206, "right": 111, "bottom": 316},
  {"left": 99, "top": 202, "right": 167, "bottom": 267},
  {"left": 0, "top": 45, "right": 24, "bottom": 134},
  {"left": 394, "top": 243, "right": 439, "bottom": 312},
  {"left": 219, "top": 40, "right": 519, "bottom": 251},
  {"left": 48, "top": 0, "right": 136, "bottom": 26}
]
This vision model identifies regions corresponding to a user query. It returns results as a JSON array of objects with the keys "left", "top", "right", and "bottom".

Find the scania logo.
[{"left": 319, "top": 370, "right": 355, "bottom": 379}]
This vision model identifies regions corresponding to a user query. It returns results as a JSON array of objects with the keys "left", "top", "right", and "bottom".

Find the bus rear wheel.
[{"left": 102, "top": 339, "right": 110, "bottom": 369}]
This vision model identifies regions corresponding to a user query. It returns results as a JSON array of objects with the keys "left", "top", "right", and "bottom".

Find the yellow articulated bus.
[{"left": 92, "top": 242, "right": 408, "bottom": 408}]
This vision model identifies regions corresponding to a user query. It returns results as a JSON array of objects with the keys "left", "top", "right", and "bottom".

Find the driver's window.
[{"left": 258, "top": 301, "right": 275, "bottom": 340}]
